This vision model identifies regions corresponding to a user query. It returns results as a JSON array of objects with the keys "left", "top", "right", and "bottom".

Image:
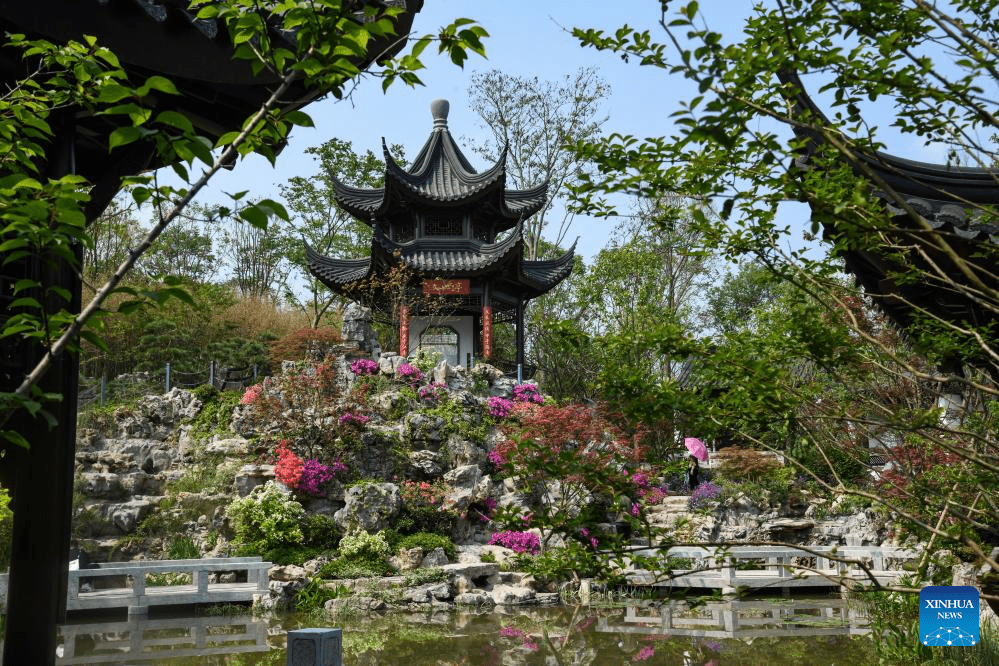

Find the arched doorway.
[{"left": 418, "top": 325, "right": 459, "bottom": 366}]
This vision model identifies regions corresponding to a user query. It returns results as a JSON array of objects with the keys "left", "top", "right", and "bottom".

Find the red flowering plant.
[
  {"left": 488, "top": 401, "right": 650, "bottom": 556},
  {"left": 398, "top": 479, "right": 460, "bottom": 535},
  {"left": 272, "top": 440, "right": 346, "bottom": 497}
]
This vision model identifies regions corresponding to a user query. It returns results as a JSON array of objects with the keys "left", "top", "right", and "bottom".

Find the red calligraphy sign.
[
  {"left": 399, "top": 304, "right": 410, "bottom": 356},
  {"left": 482, "top": 305, "right": 493, "bottom": 359},
  {"left": 422, "top": 278, "right": 470, "bottom": 295}
]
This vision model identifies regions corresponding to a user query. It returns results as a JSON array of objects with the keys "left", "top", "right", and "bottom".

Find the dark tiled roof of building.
[
  {"left": 330, "top": 99, "right": 548, "bottom": 224},
  {"left": 376, "top": 221, "right": 524, "bottom": 275},
  {"left": 778, "top": 70, "right": 999, "bottom": 361},
  {"left": 304, "top": 243, "right": 373, "bottom": 287},
  {"left": 521, "top": 241, "right": 578, "bottom": 291}
]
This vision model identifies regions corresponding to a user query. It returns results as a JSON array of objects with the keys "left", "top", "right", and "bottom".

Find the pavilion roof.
[{"left": 331, "top": 99, "right": 549, "bottom": 227}]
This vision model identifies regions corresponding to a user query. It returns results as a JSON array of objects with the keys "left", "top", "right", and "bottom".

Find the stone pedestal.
[{"left": 287, "top": 628, "right": 342, "bottom": 666}]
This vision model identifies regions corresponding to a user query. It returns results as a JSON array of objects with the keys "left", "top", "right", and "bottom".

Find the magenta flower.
[
  {"left": 487, "top": 396, "right": 514, "bottom": 418},
  {"left": 488, "top": 530, "right": 540, "bottom": 554},
  {"left": 632, "top": 645, "right": 655, "bottom": 661},
  {"left": 350, "top": 358, "right": 379, "bottom": 376},
  {"left": 512, "top": 383, "right": 543, "bottom": 404}
]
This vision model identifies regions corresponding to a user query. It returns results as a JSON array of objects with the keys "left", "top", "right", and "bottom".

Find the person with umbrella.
[{"left": 684, "top": 437, "right": 708, "bottom": 491}]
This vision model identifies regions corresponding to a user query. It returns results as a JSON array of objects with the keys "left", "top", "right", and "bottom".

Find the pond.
[{"left": 56, "top": 596, "right": 876, "bottom": 665}]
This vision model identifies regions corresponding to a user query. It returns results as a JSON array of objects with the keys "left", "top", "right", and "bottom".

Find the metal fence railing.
[{"left": 78, "top": 361, "right": 260, "bottom": 409}]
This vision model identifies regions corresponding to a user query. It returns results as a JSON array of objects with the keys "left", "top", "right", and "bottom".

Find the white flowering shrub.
[
  {"left": 338, "top": 529, "right": 390, "bottom": 559},
  {"left": 225, "top": 481, "right": 305, "bottom": 552}
]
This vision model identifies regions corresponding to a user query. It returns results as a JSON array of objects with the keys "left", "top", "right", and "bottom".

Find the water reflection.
[
  {"left": 597, "top": 598, "right": 870, "bottom": 640},
  {"left": 55, "top": 598, "right": 874, "bottom": 665},
  {"left": 57, "top": 614, "right": 269, "bottom": 664}
]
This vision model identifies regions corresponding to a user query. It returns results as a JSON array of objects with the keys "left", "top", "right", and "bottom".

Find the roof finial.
[{"left": 430, "top": 99, "right": 449, "bottom": 128}]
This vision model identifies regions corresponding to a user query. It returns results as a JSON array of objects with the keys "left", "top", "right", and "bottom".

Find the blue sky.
[
  {"left": 190, "top": 1, "right": 940, "bottom": 264},
  {"left": 191, "top": 1, "right": 708, "bottom": 262}
]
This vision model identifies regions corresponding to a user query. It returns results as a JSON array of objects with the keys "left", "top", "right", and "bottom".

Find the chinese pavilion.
[{"left": 307, "top": 99, "right": 576, "bottom": 372}]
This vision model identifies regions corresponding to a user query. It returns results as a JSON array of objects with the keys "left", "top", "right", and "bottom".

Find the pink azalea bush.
[
  {"left": 418, "top": 381, "right": 448, "bottom": 404},
  {"left": 512, "top": 383, "right": 543, "bottom": 404},
  {"left": 487, "top": 396, "right": 513, "bottom": 418},
  {"left": 240, "top": 384, "right": 263, "bottom": 405},
  {"left": 350, "top": 358, "right": 378, "bottom": 376},
  {"left": 488, "top": 530, "right": 540, "bottom": 554}
]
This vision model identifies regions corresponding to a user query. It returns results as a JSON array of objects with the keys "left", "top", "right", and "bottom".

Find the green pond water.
[{"left": 56, "top": 598, "right": 878, "bottom": 665}]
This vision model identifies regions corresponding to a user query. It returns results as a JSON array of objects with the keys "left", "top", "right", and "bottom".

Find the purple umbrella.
[{"left": 684, "top": 437, "right": 709, "bottom": 462}]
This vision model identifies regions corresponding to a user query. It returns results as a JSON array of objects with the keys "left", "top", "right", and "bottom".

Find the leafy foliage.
[{"left": 225, "top": 481, "right": 305, "bottom": 554}]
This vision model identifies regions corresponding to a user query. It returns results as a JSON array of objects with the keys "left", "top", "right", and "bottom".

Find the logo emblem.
[{"left": 919, "top": 586, "right": 979, "bottom": 646}]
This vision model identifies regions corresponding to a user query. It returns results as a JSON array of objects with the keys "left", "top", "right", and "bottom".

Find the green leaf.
[
  {"left": 97, "top": 84, "right": 133, "bottom": 104},
  {"left": 238, "top": 205, "right": 269, "bottom": 230},
  {"left": 108, "top": 126, "right": 142, "bottom": 151},
  {"left": 143, "top": 75, "right": 179, "bottom": 96},
  {"left": 1, "top": 430, "right": 30, "bottom": 450},
  {"left": 155, "top": 110, "right": 194, "bottom": 133}
]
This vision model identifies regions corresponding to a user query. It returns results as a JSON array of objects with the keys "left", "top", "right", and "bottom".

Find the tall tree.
[
  {"left": 84, "top": 194, "right": 142, "bottom": 282},
  {"left": 466, "top": 68, "right": 610, "bottom": 260},
  {"left": 139, "top": 204, "right": 218, "bottom": 283},
  {"left": 279, "top": 138, "right": 402, "bottom": 327}
]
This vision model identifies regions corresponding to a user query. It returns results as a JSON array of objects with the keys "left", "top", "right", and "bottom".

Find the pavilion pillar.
[
  {"left": 399, "top": 304, "right": 410, "bottom": 356},
  {"left": 516, "top": 299, "right": 525, "bottom": 381},
  {"left": 1, "top": 122, "right": 79, "bottom": 666}
]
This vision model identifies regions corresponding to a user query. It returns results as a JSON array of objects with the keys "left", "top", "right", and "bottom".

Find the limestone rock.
[
  {"left": 106, "top": 499, "right": 156, "bottom": 533},
  {"left": 334, "top": 482, "right": 401, "bottom": 533},
  {"left": 269, "top": 564, "right": 308, "bottom": 582},
  {"left": 453, "top": 591, "right": 495, "bottom": 607},
  {"left": 402, "top": 582, "right": 452, "bottom": 604},
  {"left": 325, "top": 596, "right": 387, "bottom": 613},
  {"left": 490, "top": 584, "right": 536, "bottom": 606},
  {"left": 234, "top": 464, "right": 274, "bottom": 497},
  {"left": 390, "top": 547, "right": 424, "bottom": 573},
  {"left": 420, "top": 547, "right": 450, "bottom": 568},
  {"left": 408, "top": 449, "right": 444, "bottom": 478}
]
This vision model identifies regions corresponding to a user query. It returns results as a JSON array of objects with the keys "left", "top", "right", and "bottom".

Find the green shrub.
[
  {"left": 295, "top": 578, "right": 349, "bottom": 612},
  {"left": 510, "top": 542, "right": 609, "bottom": 589},
  {"left": 188, "top": 390, "right": 242, "bottom": 440},
  {"left": 318, "top": 554, "right": 390, "bottom": 579},
  {"left": 225, "top": 481, "right": 304, "bottom": 553},
  {"left": 396, "top": 532, "right": 457, "bottom": 561},
  {"left": 479, "top": 551, "right": 496, "bottom": 563},
  {"left": 233, "top": 543, "right": 322, "bottom": 566},
  {"left": 0, "top": 488, "right": 12, "bottom": 571},
  {"left": 168, "top": 455, "right": 239, "bottom": 495},
  {"left": 167, "top": 536, "right": 200, "bottom": 559},
  {"left": 302, "top": 513, "right": 342, "bottom": 550},
  {"left": 402, "top": 567, "right": 447, "bottom": 587}
]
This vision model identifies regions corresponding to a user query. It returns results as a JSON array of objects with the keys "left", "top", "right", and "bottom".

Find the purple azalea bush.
[
  {"left": 487, "top": 396, "right": 513, "bottom": 418},
  {"left": 350, "top": 358, "right": 378, "bottom": 376},
  {"left": 688, "top": 481, "right": 722, "bottom": 510},
  {"left": 338, "top": 412, "right": 370, "bottom": 427},
  {"left": 297, "top": 458, "right": 346, "bottom": 496},
  {"left": 488, "top": 530, "right": 540, "bottom": 554},
  {"left": 512, "top": 383, "right": 543, "bottom": 404},
  {"left": 396, "top": 362, "right": 424, "bottom": 386}
]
